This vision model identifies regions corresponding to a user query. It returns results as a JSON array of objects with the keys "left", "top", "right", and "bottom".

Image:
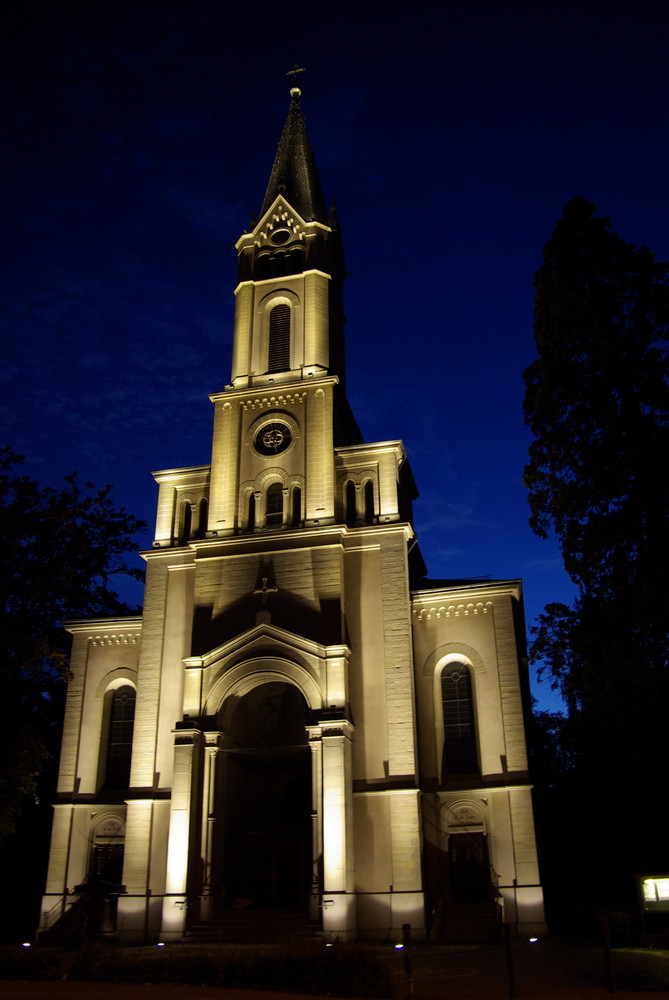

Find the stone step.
[
  {"left": 185, "top": 907, "right": 318, "bottom": 944},
  {"left": 437, "top": 902, "right": 503, "bottom": 944}
]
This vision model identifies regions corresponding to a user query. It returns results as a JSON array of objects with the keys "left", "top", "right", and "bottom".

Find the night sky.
[{"left": 4, "top": 2, "right": 669, "bottom": 712}]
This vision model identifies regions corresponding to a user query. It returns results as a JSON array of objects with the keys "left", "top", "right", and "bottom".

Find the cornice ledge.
[
  {"left": 65, "top": 615, "right": 143, "bottom": 634},
  {"left": 412, "top": 601, "right": 492, "bottom": 622}
]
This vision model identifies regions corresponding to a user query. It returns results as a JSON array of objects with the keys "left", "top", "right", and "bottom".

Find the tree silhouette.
[
  {"left": 0, "top": 446, "right": 146, "bottom": 841},
  {"left": 524, "top": 199, "right": 669, "bottom": 921}
]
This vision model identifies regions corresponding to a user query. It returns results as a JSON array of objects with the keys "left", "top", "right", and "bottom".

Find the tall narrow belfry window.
[
  {"left": 266, "top": 483, "right": 284, "bottom": 527},
  {"left": 364, "top": 480, "right": 374, "bottom": 524},
  {"left": 179, "top": 502, "right": 192, "bottom": 544},
  {"left": 345, "top": 481, "right": 356, "bottom": 527},
  {"left": 291, "top": 486, "right": 302, "bottom": 526},
  {"left": 441, "top": 664, "right": 478, "bottom": 777},
  {"left": 268, "top": 304, "right": 291, "bottom": 372},
  {"left": 197, "top": 498, "right": 208, "bottom": 538},
  {"left": 105, "top": 686, "right": 136, "bottom": 788}
]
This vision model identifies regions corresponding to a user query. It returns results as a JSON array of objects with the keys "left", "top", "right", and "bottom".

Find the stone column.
[
  {"left": 320, "top": 719, "right": 355, "bottom": 936},
  {"left": 199, "top": 733, "right": 224, "bottom": 922},
  {"left": 118, "top": 799, "right": 154, "bottom": 943},
  {"left": 161, "top": 727, "right": 204, "bottom": 941},
  {"left": 307, "top": 729, "right": 323, "bottom": 923}
]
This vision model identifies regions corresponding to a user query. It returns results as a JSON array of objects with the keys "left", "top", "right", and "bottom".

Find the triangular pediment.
[
  {"left": 184, "top": 620, "right": 349, "bottom": 671},
  {"left": 235, "top": 195, "right": 330, "bottom": 255}
]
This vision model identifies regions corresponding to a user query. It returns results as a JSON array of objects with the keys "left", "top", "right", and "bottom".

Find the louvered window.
[{"left": 268, "top": 304, "right": 291, "bottom": 372}]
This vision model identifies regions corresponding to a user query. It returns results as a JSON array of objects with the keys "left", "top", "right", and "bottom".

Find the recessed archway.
[{"left": 218, "top": 681, "right": 312, "bottom": 911}]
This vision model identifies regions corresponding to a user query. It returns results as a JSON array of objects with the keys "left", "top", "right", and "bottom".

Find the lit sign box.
[{"left": 639, "top": 875, "right": 669, "bottom": 912}]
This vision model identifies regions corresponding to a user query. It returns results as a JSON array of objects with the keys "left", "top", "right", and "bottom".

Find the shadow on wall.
[{"left": 192, "top": 594, "right": 342, "bottom": 653}]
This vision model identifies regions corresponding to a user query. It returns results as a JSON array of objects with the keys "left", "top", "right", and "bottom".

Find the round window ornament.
[
  {"left": 270, "top": 228, "right": 292, "bottom": 246},
  {"left": 254, "top": 421, "right": 293, "bottom": 456}
]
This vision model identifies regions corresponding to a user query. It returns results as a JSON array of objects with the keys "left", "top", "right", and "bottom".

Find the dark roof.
[{"left": 260, "top": 88, "right": 328, "bottom": 224}]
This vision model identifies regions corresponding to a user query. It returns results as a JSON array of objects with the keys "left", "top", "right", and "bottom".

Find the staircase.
[
  {"left": 37, "top": 897, "right": 86, "bottom": 946},
  {"left": 185, "top": 907, "right": 318, "bottom": 944},
  {"left": 438, "top": 901, "right": 503, "bottom": 944}
]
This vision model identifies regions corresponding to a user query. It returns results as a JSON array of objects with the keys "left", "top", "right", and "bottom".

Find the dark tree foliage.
[
  {"left": 525, "top": 197, "right": 669, "bottom": 595},
  {"left": 0, "top": 447, "right": 147, "bottom": 842},
  {"left": 524, "top": 199, "right": 669, "bottom": 921}
]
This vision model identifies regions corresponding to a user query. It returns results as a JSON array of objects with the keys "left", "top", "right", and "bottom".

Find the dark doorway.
[
  {"left": 221, "top": 683, "right": 312, "bottom": 910},
  {"left": 448, "top": 832, "right": 490, "bottom": 902},
  {"left": 85, "top": 843, "right": 125, "bottom": 932},
  {"left": 91, "top": 843, "right": 124, "bottom": 886}
]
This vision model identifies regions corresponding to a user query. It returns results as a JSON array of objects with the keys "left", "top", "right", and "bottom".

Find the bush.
[{"left": 0, "top": 940, "right": 397, "bottom": 997}]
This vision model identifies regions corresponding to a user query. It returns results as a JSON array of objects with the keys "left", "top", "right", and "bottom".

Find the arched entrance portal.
[{"left": 220, "top": 682, "right": 312, "bottom": 910}]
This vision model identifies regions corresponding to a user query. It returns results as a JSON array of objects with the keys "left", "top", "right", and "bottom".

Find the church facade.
[{"left": 40, "top": 89, "right": 545, "bottom": 943}]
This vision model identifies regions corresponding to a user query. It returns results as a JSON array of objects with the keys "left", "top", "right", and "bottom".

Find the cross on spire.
[{"left": 286, "top": 64, "right": 306, "bottom": 91}]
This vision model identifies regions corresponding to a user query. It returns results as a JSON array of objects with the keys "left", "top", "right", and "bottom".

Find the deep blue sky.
[{"left": 4, "top": 1, "right": 669, "bottom": 711}]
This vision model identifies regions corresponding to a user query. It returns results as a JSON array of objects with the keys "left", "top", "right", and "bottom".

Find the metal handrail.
[{"left": 40, "top": 890, "right": 78, "bottom": 930}]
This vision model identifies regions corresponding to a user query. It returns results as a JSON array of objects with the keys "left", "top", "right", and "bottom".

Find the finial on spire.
[{"left": 286, "top": 64, "right": 306, "bottom": 96}]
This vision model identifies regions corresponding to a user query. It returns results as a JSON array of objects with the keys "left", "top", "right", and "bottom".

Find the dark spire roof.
[{"left": 260, "top": 88, "right": 328, "bottom": 224}]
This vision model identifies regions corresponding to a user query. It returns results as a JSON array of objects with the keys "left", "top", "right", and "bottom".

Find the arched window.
[
  {"left": 441, "top": 664, "right": 478, "bottom": 777},
  {"left": 268, "top": 304, "right": 291, "bottom": 372},
  {"left": 266, "top": 483, "right": 284, "bottom": 527},
  {"left": 364, "top": 480, "right": 374, "bottom": 524},
  {"left": 197, "top": 497, "right": 208, "bottom": 538},
  {"left": 290, "top": 246, "right": 305, "bottom": 272},
  {"left": 291, "top": 486, "right": 302, "bottom": 526},
  {"left": 255, "top": 255, "right": 271, "bottom": 280},
  {"left": 248, "top": 492, "right": 256, "bottom": 531},
  {"left": 179, "top": 502, "right": 192, "bottom": 544},
  {"left": 345, "top": 481, "right": 356, "bottom": 527},
  {"left": 104, "top": 686, "right": 136, "bottom": 789}
]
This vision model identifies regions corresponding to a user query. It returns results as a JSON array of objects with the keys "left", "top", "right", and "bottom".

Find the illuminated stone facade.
[{"left": 40, "top": 90, "right": 545, "bottom": 942}]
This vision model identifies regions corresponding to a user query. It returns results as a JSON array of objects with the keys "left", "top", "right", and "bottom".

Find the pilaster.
[
  {"left": 199, "top": 733, "right": 224, "bottom": 921},
  {"left": 117, "top": 799, "right": 155, "bottom": 942},
  {"left": 161, "top": 727, "right": 204, "bottom": 940},
  {"left": 318, "top": 719, "right": 355, "bottom": 935},
  {"left": 305, "top": 385, "right": 335, "bottom": 522},
  {"left": 231, "top": 281, "right": 254, "bottom": 384},
  {"left": 303, "top": 270, "right": 330, "bottom": 368},
  {"left": 209, "top": 399, "right": 242, "bottom": 535},
  {"left": 380, "top": 533, "right": 417, "bottom": 776}
]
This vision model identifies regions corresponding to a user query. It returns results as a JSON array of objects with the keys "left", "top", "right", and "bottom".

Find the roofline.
[
  {"left": 64, "top": 615, "right": 143, "bottom": 633},
  {"left": 412, "top": 579, "right": 523, "bottom": 600},
  {"left": 152, "top": 464, "right": 211, "bottom": 480}
]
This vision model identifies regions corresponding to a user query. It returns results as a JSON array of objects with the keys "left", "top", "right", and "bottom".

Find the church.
[{"left": 40, "top": 87, "right": 545, "bottom": 944}]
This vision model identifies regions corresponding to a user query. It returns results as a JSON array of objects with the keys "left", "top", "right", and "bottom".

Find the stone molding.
[
  {"left": 89, "top": 632, "right": 142, "bottom": 646},
  {"left": 413, "top": 601, "right": 491, "bottom": 621},
  {"left": 240, "top": 392, "right": 307, "bottom": 411}
]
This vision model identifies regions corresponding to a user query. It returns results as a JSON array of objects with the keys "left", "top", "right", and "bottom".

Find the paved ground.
[{"left": 0, "top": 939, "right": 667, "bottom": 999}]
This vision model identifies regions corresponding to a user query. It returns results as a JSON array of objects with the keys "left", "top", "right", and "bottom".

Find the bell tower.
[
  {"left": 232, "top": 86, "right": 348, "bottom": 390},
  {"left": 207, "top": 86, "right": 361, "bottom": 538}
]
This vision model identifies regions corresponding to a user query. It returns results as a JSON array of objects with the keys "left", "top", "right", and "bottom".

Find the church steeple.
[
  {"left": 260, "top": 87, "right": 329, "bottom": 224},
  {"left": 231, "top": 87, "right": 349, "bottom": 399}
]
